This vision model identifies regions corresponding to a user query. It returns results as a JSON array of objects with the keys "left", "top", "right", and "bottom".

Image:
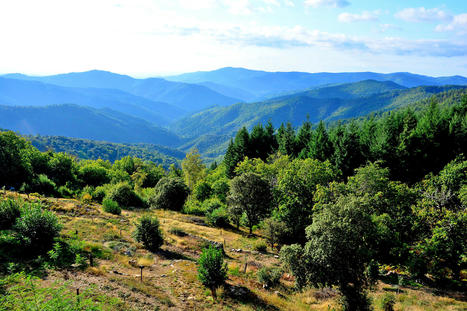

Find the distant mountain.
[
  {"left": 0, "top": 77, "right": 183, "bottom": 125},
  {"left": 27, "top": 135, "right": 184, "bottom": 167},
  {"left": 0, "top": 104, "right": 182, "bottom": 147},
  {"left": 4, "top": 70, "right": 241, "bottom": 112},
  {"left": 166, "top": 67, "right": 467, "bottom": 101},
  {"left": 172, "top": 83, "right": 467, "bottom": 153}
]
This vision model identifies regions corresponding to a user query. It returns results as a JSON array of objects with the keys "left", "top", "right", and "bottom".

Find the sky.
[{"left": 0, "top": 0, "right": 466, "bottom": 77}]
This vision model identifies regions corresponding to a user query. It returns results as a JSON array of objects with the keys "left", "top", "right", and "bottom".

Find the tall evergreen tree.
[{"left": 307, "top": 121, "right": 333, "bottom": 162}]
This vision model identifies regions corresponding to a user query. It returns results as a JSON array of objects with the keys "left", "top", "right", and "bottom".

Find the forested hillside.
[
  {"left": 27, "top": 135, "right": 185, "bottom": 166},
  {"left": 0, "top": 95, "right": 465, "bottom": 310}
]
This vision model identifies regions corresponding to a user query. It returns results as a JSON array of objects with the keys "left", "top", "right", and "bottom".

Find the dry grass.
[{"left": 2, "top": 191, "right": 466, "bottom": 311}]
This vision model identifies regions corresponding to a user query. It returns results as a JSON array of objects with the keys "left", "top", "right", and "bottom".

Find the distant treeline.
[
  {"left": 26, "top": 135, "right": 184, "bottom": 166},
  {"left": 224, "top": 94, "right": 467, "bottom": 183}
]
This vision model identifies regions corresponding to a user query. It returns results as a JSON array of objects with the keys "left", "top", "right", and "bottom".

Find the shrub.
[
  {"left": 102, "top": 199, "right": 121, "bottom": 215},
  {"left": 26, "top": 174, "right": 57, "bottom": 197},
  {"left": 257, "top": 266, "right": 282, "bottom": 288},
  {"left": 197, "top": 245, "right": 227, "bottom": 299},
  {"left": 182, "top": 200, "right": 205, "bottom": 216},
  {"left": 380, "top": 293, "right": 396, "bottom": 311},
  {"left": 14, "top": 203, "right": 62, "bottom": 255},
  {"left": 212, "top": 178, "right": 229, "bottom": 203},
  {"left": 262, "top": 217, "right": 288, "bottom": 250},
  {"left": 81, "top": 193, "right": 92, "bottom": 204},
  {"left": 202, "top": 198, "right": 224, "bottom": 214},
  {"left": 105, "top": 182, "right": 147, "bottom": 209},
  {"left": 57, "top": 186, "right": 74, "bottom": 198},
  {"left": 92, "top": 184, "right": 111, "bottom": 203},
  {"left": 150, "top": 177, "right": 189, "bottom": 211},
  {"left": 194, "top": 181, "right": 212, "bottom": 202},
  {"left": 206, "top": 207, "right": 230, "bottom": 228},
  {"left": 0, "top": 199, "right": 21, "bottom": 230},
  {"left": 253, "top": 241, "right": 268, "bottom": 253},
  {"left": 47, "top": 239, "right": 85, "bottom": 268},
  {"left": 133, "top": 216, "right": 163, "bottom": 252}
]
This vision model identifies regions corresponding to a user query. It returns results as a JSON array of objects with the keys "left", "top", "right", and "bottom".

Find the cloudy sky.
[{"left": 0, "top": 0, "right": 466, "bottom": 77}]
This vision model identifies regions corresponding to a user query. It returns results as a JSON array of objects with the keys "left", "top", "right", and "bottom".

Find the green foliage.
[
  {"left": 0, "top": 199, "right": 21, "bottom": 230},
  {"left": 253, "top": 240, "right": 268, "bottom": 253},
  {"left": 257, "top": 266, "right": 282, "bottom": 288},
  {"left": 78, "top": 163, "right": 110, "bottom": 187},
  {"left": 228, "top": 172, "right": 272, "bottom": 234},
  {"left": 47, "top": 238, "right": 86, "bottom": 269},
  {"left": 150, "top": 177, "right": 189, "bottom": 211},
  {"left": 24, "top": 174, "right": 58, "bottom": 197},
  {"left": 205, "top": 206, "right": 230, "bottom": 228},
  {"left": 262, "top": 217, "right": 288, "bottom": 250},
  {"left": 281, "top": 195, "right": 377, "bottom": 310},
  {"left": 102, "top": 199, "right": 121, "bottom": 215},
  {"left": 105, "top": 182, "right": 147, "bottom": 209},
  {"left": 211, "top": 178, "right": 229, "bottom": 202},
  {"left": 194, "top": 181, "right": 212, "bottom": 202},
  {"left": 197, "top": 245, "right": 227, "bottom": 298},
  {"left": 133, "top": 215, "right": 164, "bottom": 252},
  {"left": 14, "top": 202, "right": 62, "bottom": 255},
  {"left": 0, "top": 131, "right": 33, "bottom": 188},
  {"left": 182, "top": 148, "right": 206, "bottom": 191}
]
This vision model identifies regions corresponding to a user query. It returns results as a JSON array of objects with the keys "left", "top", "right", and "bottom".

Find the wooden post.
[
  {"left": 243, "top": 255, "right": 248, "bottom": 273},
  {"left": 89, "top": 253, "right": 93, "bottom": 266},
  {"left": 76, "top": 288, "right": 80, "bottom": 304},
  {"left": 139, "top": 266, "right": 144, "bottom": 282}
]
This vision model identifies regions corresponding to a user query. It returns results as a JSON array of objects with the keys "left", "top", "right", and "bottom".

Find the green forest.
[{"left": 0, "top": 94, "right": 466, "bottom": 310}]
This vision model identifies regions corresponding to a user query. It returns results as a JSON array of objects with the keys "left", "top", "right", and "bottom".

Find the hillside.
[
  {"left": 0, "top": 104, "right": 183, "bottom": 147},
  {"left": 27, "top": 135, "right": 185, "bottom": 167},
  {"left": 0, "top": 76, "right": 183, "bottom": 125},
  {"left": 1, "top": 191, "right": 465, "bottom": 311},
  {"left": 166, "top": 67, "right": 467, "bottom": 101},
  {"left": 4, "top": 70, "right": 242, "bottom": 112},
  {"left": 172, "top": 84, "right": 466, "bottom": 138}
]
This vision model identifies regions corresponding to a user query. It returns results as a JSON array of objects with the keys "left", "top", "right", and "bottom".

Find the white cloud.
[
  {"left": 338, "top": 10, "right": 380, "bottom": 23},
  {"left": 395, "top": 7, "right": 451, "bottom": 22},
  {"left": 436, "top": 13, "right": 467, "bottom": 34},
  {"left": 378, "top": 24, "right": 401, "bottom": 33},
  {"left": 284, "top": 0, "right": 295, "bottom": 7},
  {"left": 305, "top": 0, "right": 349, "bottom": 8}
]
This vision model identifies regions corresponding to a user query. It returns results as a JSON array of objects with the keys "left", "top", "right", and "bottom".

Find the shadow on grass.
[
  {"left": 224, "top": 283, "right": 279, "bottom": 311},
  {"left": 156, "top": 248, "right": 195, "bottom": 262}
]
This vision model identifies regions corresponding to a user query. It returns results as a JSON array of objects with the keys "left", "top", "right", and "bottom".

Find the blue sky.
[{"left": 0, "top": 0, "right": 466, "bottom": 76}]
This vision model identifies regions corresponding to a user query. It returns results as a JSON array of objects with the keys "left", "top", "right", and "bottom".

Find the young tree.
[
  {"left": 227, "top": 172, "right": 272, "bottom": 234},
  {"left": 197, "top": 245, "right": 227, "bottom": 299},
  {"left": 181, "top": 148, "right": 206, "bottom": 191},
  {"left": 133, "top": 215, "right": 164, "bottom": 252}
]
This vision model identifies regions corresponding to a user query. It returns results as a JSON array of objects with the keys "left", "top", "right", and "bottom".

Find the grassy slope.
[{"left": 1, "top": 191, "right": 465, "bottom": 311}]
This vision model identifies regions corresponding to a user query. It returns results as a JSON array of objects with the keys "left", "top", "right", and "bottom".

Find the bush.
[
  {"left": 57, "top": 186, "right": 74, "bottom": 198},
  {"left": 253, "top": 241, "right": 268, "bottom": 253},
  {"left": 212, "top": 178, "right": 229, "bottom": 203},
  {"left": 102, "top": 199, "right": 121, "bottom": 215},
  {"left": 105, "top": 182, "right": 147, "bottom": 209},
  {"left": 150, "top": 177, "right": 189, "bottom": 211},
  {"left": 379, "top": 293, "right": 396, "bottom": 311},
  {"left": 14, "top": 203, "right": 62, "bottom": 255},
  {"left": 182, "top": 200, "right": 205, "bottom": 216},
  {"left": 206, "top": 207, "right": 230, "bottom": 228},
  {"left": 133, "top": 216, "right": 163, "bottom": 252},
  {"left": 257, "top": 266, "right": 282, "bottom": 288},
  {"left": 92, "top": 184, "right": 110, "bottom": 203},
  {"left": 25, "top": 174, "right": 58, "bottom": 197},
  {"left": 0, "top": 199, "right": 21, "bottom": 230},
  {"left": 47, "top": 239, "right": 85, "bottom": 269},
  {"left": 194, "top": 181, "right": 212, "bottom": 202},
  {"left": 198, "top": 245, "right": 227, "bottom": 298}
]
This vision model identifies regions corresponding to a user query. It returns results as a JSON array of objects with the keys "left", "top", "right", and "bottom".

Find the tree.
[
  {"left": 182, "top": 148, "right": 206, "bottom": 191},
  {"left": 0, "top": 131, "right": 33, "bottom": 188},
  {"left": 275, "top": 158, "right": 337, "bottom": 244},
  {"left": 105, "top": 182, "right": 147, "bottom": 209},
  {"left": 295, "top": 118, "right": 313, "bottom": 158},
  {"left": 281, "top": 195, "right": 376, "bottom": 311},
  {"left": 277, "top": 122, "right": 296, "bottom": 156},
  {"left": 150, "top": 177, "right": 189, "bottom": 211},
  {"left": 262, "top": 217, "right": 287, "bottom": 250},
  {"left": 197, "top": 245, "right": 227, "bottom": 299},
  {"left": 227, "top": 172, "right": 272, "bottom": 234},
  {"left": 133, "top": 216, "right": 164, "bottom": 252},
  {"left": 307, "top": 121, "right": 333, "bottom": 162}
]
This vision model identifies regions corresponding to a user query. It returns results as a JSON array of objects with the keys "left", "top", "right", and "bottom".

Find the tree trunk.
[{"left": 210, "top": 287, "right": 217, "bottom": 299}]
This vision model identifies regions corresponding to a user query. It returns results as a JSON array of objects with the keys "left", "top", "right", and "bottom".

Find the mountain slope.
[
  {"left": 166, "top": 67, "right": 467, "bottom": 101},
  {"left": 4, "top": 70, "right": 242, "bottom": 112},
  {"left": 0, "top": 77, "right": 184, "bottom": 125},
  {"left": 0, "top": 104, "right": 182, "bottom": 147},
  {"left": 27, "top": 135, "right": 184, "bottom": 166},
  {"left": 172, "top": 84, "right": 467, "bottom": 139}
]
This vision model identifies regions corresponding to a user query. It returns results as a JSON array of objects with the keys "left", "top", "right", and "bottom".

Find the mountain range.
[{"left": 1, "top": 67, "right": 466, "bottom": 161}]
